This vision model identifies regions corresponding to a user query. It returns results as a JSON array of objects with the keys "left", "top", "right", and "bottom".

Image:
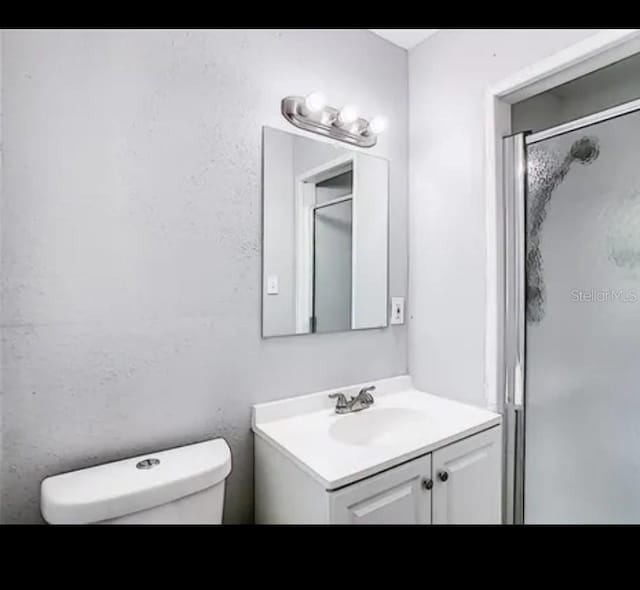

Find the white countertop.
[{"left": 251, "top": 376, "right": 501, "bottom": 490}]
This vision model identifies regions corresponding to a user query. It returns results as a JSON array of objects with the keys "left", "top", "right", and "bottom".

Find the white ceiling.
[{"left": 368, "top": 29, "right": 439, "bottom": 50}]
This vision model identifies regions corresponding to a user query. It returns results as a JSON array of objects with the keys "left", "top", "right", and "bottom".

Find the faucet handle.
[
  {"left": 356, "top": 386, "right": 376, "bottom": 405},
  {"left": 329, "top": 392, "right": 349, "bottom": 408}
]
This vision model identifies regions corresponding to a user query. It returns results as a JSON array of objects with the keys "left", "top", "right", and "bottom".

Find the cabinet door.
[
  {"left": 329, "top": 455, "right": 432, "bottom": 524},
  {"left": 432, "top": 426, "right": 502, "bottom": 524}
]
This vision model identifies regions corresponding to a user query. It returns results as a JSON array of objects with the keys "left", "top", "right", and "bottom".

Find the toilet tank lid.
[{"left": 40, "top": 438, "right": 231, "bottom": 524}]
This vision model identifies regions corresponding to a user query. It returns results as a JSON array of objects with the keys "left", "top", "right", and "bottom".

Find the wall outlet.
[
  {"left": 391, "top": 297, "right": 405, "bottom": 325},
  {"left": 267, "top": 275, "right": 279, "bottom": 295}
]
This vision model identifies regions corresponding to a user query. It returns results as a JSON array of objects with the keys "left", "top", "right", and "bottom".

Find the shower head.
[{"left": 570, "top": 136, "right": 600, "bottom": 164}]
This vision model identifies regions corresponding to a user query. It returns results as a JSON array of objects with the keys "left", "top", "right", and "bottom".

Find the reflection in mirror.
[{"left": 262, "top": 126, "right": 389, "bottom": 338}]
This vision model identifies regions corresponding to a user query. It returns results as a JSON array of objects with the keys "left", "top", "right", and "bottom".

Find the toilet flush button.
[{"left": 136, "top": 458, "right": 160, "bottom": 470}]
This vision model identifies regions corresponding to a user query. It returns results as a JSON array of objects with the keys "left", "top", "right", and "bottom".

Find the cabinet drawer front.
[
  {"left": 432, "top": 426, "right": 502, "bottom": 524},
  {"left": 329, "top": 455, "right": 432, "bottom": 525}
]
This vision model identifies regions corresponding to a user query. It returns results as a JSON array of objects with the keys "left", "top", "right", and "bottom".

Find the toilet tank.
[{"left": 40, "top": 438, "right": 232, "bottom": 524}]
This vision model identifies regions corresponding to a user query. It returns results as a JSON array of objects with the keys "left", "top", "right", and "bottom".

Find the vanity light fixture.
[
  {"left": 336, "top": 104, "right": 359, "bottom": 127},
  {"left": 300, "top": 91, "right": 327, "bottom": 115},
  {"left": 368, "top": 116, "right": 388, "bottom": 135},
  {"left": 281, "top": 92, "right": 387, "bottom": 148}
]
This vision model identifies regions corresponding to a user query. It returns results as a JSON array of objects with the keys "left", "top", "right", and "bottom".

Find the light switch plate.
[
  {"left": 267, "top": 275, "right": 279, "bottom": 295},
  {"left": 391, "top": 297, "right": 405, "bottom": 325}
]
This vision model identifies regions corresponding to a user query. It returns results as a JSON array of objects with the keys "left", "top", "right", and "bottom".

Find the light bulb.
[
  {"left": 338, "top": 104, "right": 359, "bottom": 126},
  {"left": 304, "top": 91, "right": 327, "bottom": 113},
  {"left": 369, "top": 115, "right": 388, "bottom": 135}
]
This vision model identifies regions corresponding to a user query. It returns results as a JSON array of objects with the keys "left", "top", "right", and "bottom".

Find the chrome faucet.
[{"left": 329, "top": 386, "right": 376, "bottom": 414}]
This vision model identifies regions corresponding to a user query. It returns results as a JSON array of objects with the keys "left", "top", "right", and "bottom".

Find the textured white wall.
[
  {"left": 1, "top": 29, "right": 408, "bottom": 523},
  {"left": 408, "top": 29, "right": 601, "bottom": 407}
]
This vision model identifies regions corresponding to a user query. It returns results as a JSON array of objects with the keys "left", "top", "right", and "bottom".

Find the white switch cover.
[
  {"left": 267, "top": 275, "right": 279, "bottom": 295},
  {"left": 391, "top": 297, "right": 405, "bottom": 325}
]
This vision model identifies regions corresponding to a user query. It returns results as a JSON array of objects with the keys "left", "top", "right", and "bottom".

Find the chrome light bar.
[{"left": 281, "top": 95, "right": 386, "bottom": 148}]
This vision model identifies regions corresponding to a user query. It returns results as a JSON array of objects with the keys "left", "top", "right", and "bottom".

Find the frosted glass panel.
[{"left": 525, "top": 109, "right": 640, "bottom": 523}]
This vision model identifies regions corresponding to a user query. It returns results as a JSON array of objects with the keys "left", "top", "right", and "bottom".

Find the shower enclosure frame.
[
  {"left": 484, "top": 29, "right": 640, "bottom": 524},
  {"left": 503, "top": 95, "right": 640, "bottom": 524},
  {"left": 502, "top": 131, "right": 527, "bottom": 524}
]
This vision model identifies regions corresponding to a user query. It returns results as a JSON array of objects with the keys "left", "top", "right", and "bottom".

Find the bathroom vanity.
[
  {"left": 252, "top": 376, "right": 502, "bottom": 524},
  {"left": 256, "top": 97, "right": 501, "bottom": 525}
]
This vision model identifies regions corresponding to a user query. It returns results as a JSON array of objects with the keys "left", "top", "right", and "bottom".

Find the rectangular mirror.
[{"left": 262, "top": 126, "right": 389, "bottom": 338}]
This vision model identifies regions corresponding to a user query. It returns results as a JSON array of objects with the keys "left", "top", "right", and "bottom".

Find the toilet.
[{"left": 40, "top": 438, "right": 231, "bottom": 524}]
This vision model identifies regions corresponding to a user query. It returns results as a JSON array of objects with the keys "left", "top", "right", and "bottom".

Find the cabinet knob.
[
  {"left": 438, "top": 470, "right": 449, "bottom": 482},
  {"left": 422, "top": 478, "right": 433, "bottom": 490}
]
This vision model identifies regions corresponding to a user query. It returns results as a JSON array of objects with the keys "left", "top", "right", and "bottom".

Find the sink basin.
[
  {"left": 253, "top": 381, "right": 503, "bottom": 490},
  {"left": 328, "top": 407, "right": 431, "bottom": 446}
]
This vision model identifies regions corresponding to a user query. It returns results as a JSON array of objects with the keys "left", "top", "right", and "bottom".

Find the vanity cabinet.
[
  {"left": 432, "top": 426, "right": 502, "bottom": 524},
  {"left": 330, "top": 454, "right": 432, "bottom": 524},
  {"left": 255, "top": 425, "right": 502, "bottom": 525}
]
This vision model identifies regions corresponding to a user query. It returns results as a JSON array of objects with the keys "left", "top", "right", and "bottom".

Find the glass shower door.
[{"left": 522, "top": 105, "right": 640, "bottom": 523}]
